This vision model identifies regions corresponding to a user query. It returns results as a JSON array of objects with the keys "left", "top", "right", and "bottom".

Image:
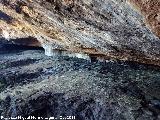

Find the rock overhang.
[{"left": 0, "top": 0, "right": 160, "bottom": 65}]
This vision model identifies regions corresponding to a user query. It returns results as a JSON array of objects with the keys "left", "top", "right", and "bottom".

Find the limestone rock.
[{"left": 0, "top": 0, "right": 160, "bottom": 65}]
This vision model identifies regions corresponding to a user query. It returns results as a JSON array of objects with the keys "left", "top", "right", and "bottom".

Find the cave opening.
[
  {"left": 0, "top": 37, "right": 44, "bottom": 53},
  {"left": 0, "top": 44, "right": 44, "bottom": 51},
  {"left": 0, "top": 44, "right": 44, "bottom": 54}
]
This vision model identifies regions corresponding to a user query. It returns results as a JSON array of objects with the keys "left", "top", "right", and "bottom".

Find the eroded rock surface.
[
  {"left": 128, "top": 0, "right": 160, "bottom": 37},
  {"left": 0, "top": 0, "right": 160, "bottom": 65}
]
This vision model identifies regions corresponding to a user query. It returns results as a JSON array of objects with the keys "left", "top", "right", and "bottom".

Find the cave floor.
[{"left": 0, "top": 49, "right": 160, "bottom": 120}]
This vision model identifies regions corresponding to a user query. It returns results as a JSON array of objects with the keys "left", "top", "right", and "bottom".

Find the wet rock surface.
[{"left": 0, "top": 47, "right": 160, "bottom": 120}]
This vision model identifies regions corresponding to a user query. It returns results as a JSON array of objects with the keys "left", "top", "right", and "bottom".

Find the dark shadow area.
[
  {"left": 0, "top": 10, "right": 13, "bottom": 22},
  {"left": 1, "top": 44, "right": 44, "bottom": 50},
  {"left": 0, "top": 44, "right": 44, "bottom": 54},
  {"left": 1, "top": 93, "right": 103, "bottom": 120},
  {"left": 0, "top": 37, "right": 44, "bottom": 54},
  {"left": 11, "top": 37, "right": 42, "bottom": 47}
]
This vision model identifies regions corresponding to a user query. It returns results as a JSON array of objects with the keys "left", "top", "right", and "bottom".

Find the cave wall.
[{"left": 0, "top": 0, "right": 160, "bottom": 65}]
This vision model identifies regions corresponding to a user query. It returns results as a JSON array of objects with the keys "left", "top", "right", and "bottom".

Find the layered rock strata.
[{"left": 0, "top": 0, "right": 160, "bottom": 65}]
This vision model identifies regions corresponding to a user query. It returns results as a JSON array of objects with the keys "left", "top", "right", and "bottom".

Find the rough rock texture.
[
  {"left": 128, "top": 0, "right": 160, "bottom": 37},
  {"left": 0, "top": 47, "right": 160, "bottom": 120},
  {"left": 0, "top": 0, "right": 160, "bottom": 65}
]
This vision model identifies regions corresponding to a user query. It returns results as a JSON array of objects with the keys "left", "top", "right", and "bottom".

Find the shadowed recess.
[{"left": 0, "top": 10, "right": 13, "bottom": 22}]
